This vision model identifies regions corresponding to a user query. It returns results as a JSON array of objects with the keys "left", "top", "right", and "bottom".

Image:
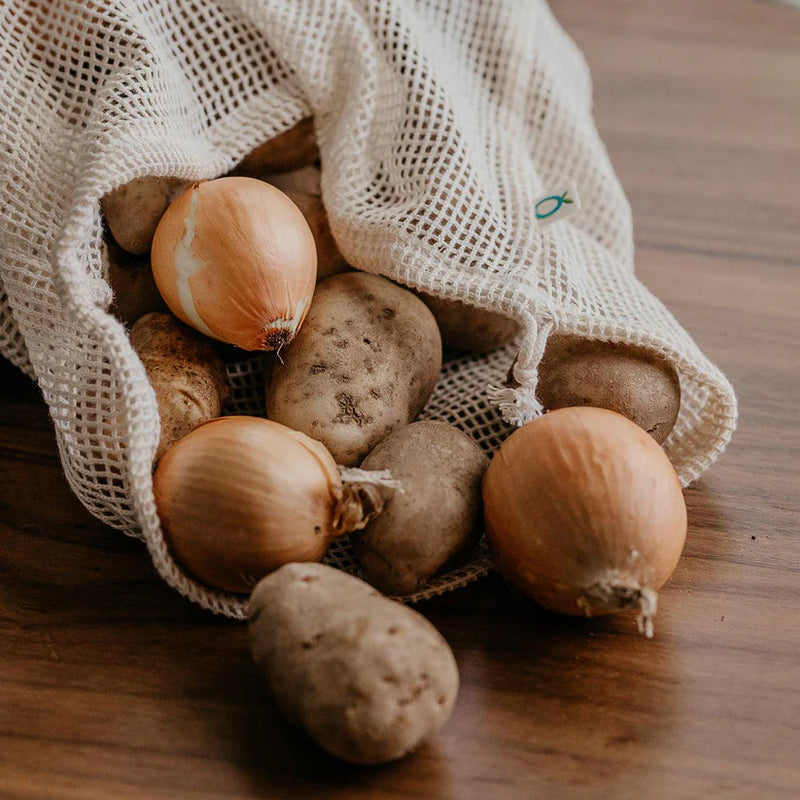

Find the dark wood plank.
[{"left": 1, "top": 1, "right": 799, "bottom": 797}]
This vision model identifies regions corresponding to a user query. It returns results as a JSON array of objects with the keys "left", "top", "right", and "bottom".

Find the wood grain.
[{"left": 1, "top": 1, "right": 799, "bottom": 797}]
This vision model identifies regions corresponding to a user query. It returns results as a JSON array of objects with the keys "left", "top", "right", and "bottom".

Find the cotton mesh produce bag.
[{"left": 0, "top": 0, "right": 737, "bottom": 619}]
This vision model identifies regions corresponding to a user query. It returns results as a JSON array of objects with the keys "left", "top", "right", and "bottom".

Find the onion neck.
[
  {"left": 578, "top": 579, "right": 658, "bottom": 638},
  {"left": 331, "top": 467, "right": 402, "bottom": 535}
]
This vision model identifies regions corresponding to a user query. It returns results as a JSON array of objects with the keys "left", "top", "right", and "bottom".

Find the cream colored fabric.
[{"left": 0, "top": 0, "right": 737, "bottom": 618}]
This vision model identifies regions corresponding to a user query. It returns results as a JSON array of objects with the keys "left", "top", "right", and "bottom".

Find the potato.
[
  {"left": 130, "top": 313, "right": 230, "bottom": 461},
  {"left": 249, "top": 562, "right": 459, "bottom": 764},
  {"left": 284, "top": 191, "right": 349, "bottom": 282},
  {"left": 418, "top": 292, "right": 519, "bottom": 354},
  {"left": 102, "top": 176, "right": 186, "bottom": 254},
  {"left": 235, "top": 118, "right": 319, "bottom": 176},
  {"left": 535, "top": 334, "right": 681, "bottom": 444},
  {"left": 266, "top": 272, "right": 442, "bottom": 466},
  {"left": 269, "top": 165, "right": 322, "bottom": 197},
  {"left": 103, "top": 236, "right": 167, "bottom": 325},
  {"left": 352, "top": 421, "right": 488, "bottom": 595}
]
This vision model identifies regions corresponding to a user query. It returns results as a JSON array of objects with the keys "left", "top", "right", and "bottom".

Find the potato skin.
[
  {"left": 130, "top": 313, "right": 229, "bottom": 461},
  {"left": 104, "top": 236, "right": 167, "bottom": 325},
  {"left": 235, "top": 118, "right": 319, "bottom": 176},
  {"left": 536, "top": 335, "right": 681, "bottom": 444},
  {"left": 353, "top": 421, "right": 488, "bottom": 596},
  {"left": 266, "top": 272, "right": 442, "bottom": 466},
  {"left": 418, "top": 292, "right": 519, "bottom": 354},
  {"left": 284, "top": 191, "right": 349, "bottom": 282},
  {"left": 249, "top": 563, "right": 459, "bottom": 764},
  {"left": 268, "top": 165, "right": 322, "bottom": 197},
  {"left": 102, "top": 176, "right": 186, "bottom": 254}
]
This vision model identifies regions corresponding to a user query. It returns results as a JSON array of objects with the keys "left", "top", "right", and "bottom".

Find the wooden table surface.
[{"left": 2, "top": 1, "right": 799, "bottom": 797}]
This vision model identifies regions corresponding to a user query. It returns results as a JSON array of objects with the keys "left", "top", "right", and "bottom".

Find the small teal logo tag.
[{"left": 533, "top": 182, "right": 580, "bottom": 226}]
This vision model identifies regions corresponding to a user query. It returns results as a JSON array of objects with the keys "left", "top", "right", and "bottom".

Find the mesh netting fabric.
[{"left": 0, "top": 0, "right": 737, "bottom": 619}]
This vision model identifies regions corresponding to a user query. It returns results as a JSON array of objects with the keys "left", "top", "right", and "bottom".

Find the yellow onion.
[
  {"left": 153, "top": 416, "right": 394, "bottom": 593},
  {"left": 483, "top": 407, "right": 687, "bottom": 636},
  {"left": 151, "top": 177, "right": 316, "bottom": 351}
]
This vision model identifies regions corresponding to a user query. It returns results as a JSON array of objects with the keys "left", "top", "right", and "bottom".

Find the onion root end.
[
  {"left": 578, "top": 580, "right": 658, "bottom": 639},
  {"left": 333, "top": 468, "right": 402, "bottom": 534}
]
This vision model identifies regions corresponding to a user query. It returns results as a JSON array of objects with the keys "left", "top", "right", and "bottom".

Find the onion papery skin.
[
  {"left": 153, "top": 416, "right": 342, "bottom": 593},
  {"left": 151, "top": 177, "right": 317, "bottom": 351},
  {"left": 483, "top": 407, "right": 687, "bottom": 628}
]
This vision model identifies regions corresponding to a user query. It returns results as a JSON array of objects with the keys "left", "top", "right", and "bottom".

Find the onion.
[
  {"left": 483, "top": 407, "right": 687, "bottom": 636},
  {"left": 153, "top": 416, "right": 396, "bottom": 593},
  {"left": 151, "top": 177, "right": 317, "bottom": 351}
]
